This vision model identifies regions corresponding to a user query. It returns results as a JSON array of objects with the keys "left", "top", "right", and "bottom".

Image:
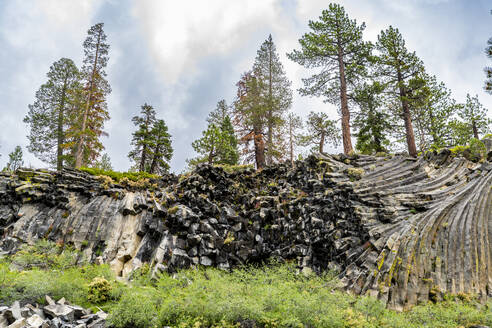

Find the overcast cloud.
[{"left": 0, "top": 0, "right": 491, "bottom": 173}]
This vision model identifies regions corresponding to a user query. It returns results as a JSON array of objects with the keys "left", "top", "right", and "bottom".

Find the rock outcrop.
[
  {"left": 0, "top": 150, "right": 491, "bottom": 310},
  {"left": 0, "top": 296, "right": 106, "bottom": 328}
]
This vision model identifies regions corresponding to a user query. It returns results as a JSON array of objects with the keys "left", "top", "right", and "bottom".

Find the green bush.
[
  {"left": 108, "top": 289, "right": 160, "bottom": 328},
  {"left": 467, "top": 138, "right": 486, "bottom": 161},
  {"left": 11, "top": 240, "right": 80, "bottom": 270},
  {"left": 9, "top": 267, "right": 89, "bottom": 306},
  {"left": 87, "top": 277, "right": 112, "bottom": 303}
]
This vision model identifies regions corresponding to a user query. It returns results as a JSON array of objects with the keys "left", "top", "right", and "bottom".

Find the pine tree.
[
  {"left": 287, "top": 4, "right": 372, "bottom": 155},
  {"left": 148, "top": 119, "right": 173, "bottom": 174},
  {"left": 301, "top": 111, "right": 341, "bottom": 153},
  {"left": 207, "top": 99, "right": 230, "bottom": 125},
  {"left": 24, "top": 58, "right": 80, "bottom": 170},
  {"left": 253, "top": 35, "right": 292, "bottom": 164},
  {"left": 219, "top": 116, "right": 239, "bottom": 165},
  {"left": 448, "top": 119, "right": 473, "bottom": 146},
  {"left": 5, "top": 146, "right": 24, "bottom": 171},
  {"left": 485, "top": 10, "right": 492, "bottom": 94},
  {"left": 233, "top": 71, "right": 267, "bottom": 169},
  {"left": 411, "top": 75, "right": 459, "bottom": 150},
  {"left": 286, "top": 113, "right": 303, "bottom": 166},
  {"left": 374, "top": 26, "right": 424, "bottom": 157},
  {"left": 353, "top": 82, "right": 391, "bottom": 154},
  {"left": 74, "top": 23, "right": 111, "bottom": 168},
  {"left": 458, "top": 94, "right": 491, "bottom": 140},
  {"left": 128, "top": 104, "right": 157, "bottom": 172},
  {"left": 190, "top": 115, "right": 239, "bottom": 167},
  {"left": 94, "top": 153, "right": 113, "bottom": 171}
]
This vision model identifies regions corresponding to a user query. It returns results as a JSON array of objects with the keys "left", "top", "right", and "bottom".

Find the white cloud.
[
  {"left": 0, "top": 0, "right": 101, "bottom": 168},
  {"left": 131, "top": 0, "right": 283, "bottom": 85}
]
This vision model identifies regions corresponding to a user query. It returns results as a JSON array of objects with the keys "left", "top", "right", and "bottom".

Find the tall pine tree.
[
  {"left": 375, "top": 26, "right": 424, "bottom": 157},
  {"left": 74, "top": 23, "right": 111, "bottom": 168},
  {"left": 24, "top": 58, "right": 80, "bottom": 170},
  {"left": 129, "top": 105, "right": 173, "bottom": 174},
  {"left": 148, "top": 119, "right": 173, "bottom": 174},
  {"left": 233, "top": 72, "right": 267, "bottom": 169},
  {"left": 253, "top": 35, "right": 292, "bottom": 164},
  {"left": 485, "top": 10, "right": 492, "bottom": 94},
  {"left": 288, "top": 4, "right": 372, "bottom": 154},
  {"left": 128, "top": 103, "right": 157, "bottom": 172}
]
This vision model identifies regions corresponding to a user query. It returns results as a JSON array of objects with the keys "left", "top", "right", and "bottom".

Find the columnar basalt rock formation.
[{"left": 0, "top": 149, "right": 491, "bottom": 310}]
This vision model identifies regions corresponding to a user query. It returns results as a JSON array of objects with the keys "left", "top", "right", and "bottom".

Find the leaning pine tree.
[
  {"left": 73, "top": 22, "right": 111, "bottom": 168},
  {"left": 24, "top": 58, "right": 80, "bottom": 170},
  {"left": 287, "top": 4, "right": 372, "bottom": 154}
]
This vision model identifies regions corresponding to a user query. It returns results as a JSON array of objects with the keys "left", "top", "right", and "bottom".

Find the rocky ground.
[
  {"left": 0, "top": 146, "right": 491, "bottom": 310},
  {"left": 0, "top": 296, "right": 106, "bottom": 328}
]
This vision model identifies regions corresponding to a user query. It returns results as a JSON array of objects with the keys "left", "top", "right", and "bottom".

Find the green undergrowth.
[
  {"left": 79, "top": 167, "right": 158, "bottom": 182},
  {"left": 1, "top": 240, "right": 491, "bottom": 328},
  {"left": 214, "top": 163, "right": 255, "bottom": 174}
]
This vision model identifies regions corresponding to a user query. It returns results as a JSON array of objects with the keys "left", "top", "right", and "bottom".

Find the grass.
[
  {"left": 79, "top": 167, "right": 158, "bottom": 182},
  {"left": 1, "top": 240, "right": 491, "bottom": 327}
]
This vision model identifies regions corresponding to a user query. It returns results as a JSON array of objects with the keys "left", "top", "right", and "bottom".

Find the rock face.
[{"left": 0, "top": 151, "right": 491, "bottom": 310}]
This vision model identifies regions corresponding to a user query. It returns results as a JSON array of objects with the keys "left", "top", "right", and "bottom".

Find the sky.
[{"left": 0, "top": 0, "right": 491, "bottom": 173}]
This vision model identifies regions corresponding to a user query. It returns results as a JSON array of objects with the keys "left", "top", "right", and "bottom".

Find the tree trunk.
[
  {"left": 320, "top": 131, "right": 325, "bottom": 154},
  {"left": 289, "top": 120, "right": 294, "bottom": 166},
  {"left": 266, "top": 48, "right": 273, "bottom": 165},
  {"left": 139, "top": 114, "right": 151, "bottom": 172},
  {"left": 208, "top": 144, "right": 215, "bottom": 165},
  {"left": 75, "top": 30, "right": 102, "bottom": 168},
  {"left": 253, "top": 126, "right": 266, "bottom": 170},
  {"left": 398, "top": 71, "right": 418, "bottom": 157},
  {"left": 472, "top": 121, "right": 479, "bottom": 139},
  {"left": 57, "top": 76, "right": 68, "bottom": 171},
  {"left": 337, "top": 42, "right": 353, "bottom": 155},
  {"left": 149, "top": 144, "right": 160, "bottom": 174},
  {"left": 428, "top": 107, "right": 439, "bottom": 146},
  {"left": 139, "top": 144, "right": 147, "bottom": 172}
]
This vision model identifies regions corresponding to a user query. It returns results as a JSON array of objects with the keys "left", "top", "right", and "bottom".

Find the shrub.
[
  {"left": 108, "top": 289, "right": 159, "bottom": 328},
  {"left": 11, "top": 240, "right": 79, "bottom": 270},
  {"left": 347, "top": 167, "right": 365, "bottom": 181},
  {"left": 467, "top": 138, "right": 486, "bottom": 162},
  {"left": 87, "top": 277, "right": 112, "bottom": 303}
]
